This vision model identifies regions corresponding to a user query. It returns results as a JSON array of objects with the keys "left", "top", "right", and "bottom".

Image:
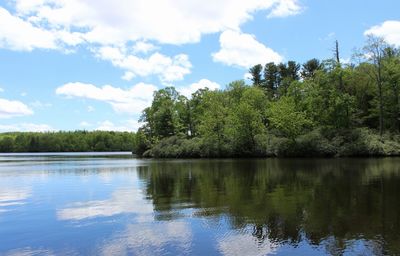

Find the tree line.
[
  {"left": 0, "top": 131, "right": 136, "bottom": 152},
  {"left": 135, "top": 37, "right": 400, "bottom": 157}
]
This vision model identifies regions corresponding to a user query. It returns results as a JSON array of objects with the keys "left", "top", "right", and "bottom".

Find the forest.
[
  {"left": 135, "top": 37, "right": 400, "bottom": 158},
  {"left": 0, "top": 131, "right": 136, "bottom": 152}
]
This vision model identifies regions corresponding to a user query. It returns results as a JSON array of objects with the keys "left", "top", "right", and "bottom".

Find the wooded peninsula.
[
  {"left": 134, "top": 38, "right": 400, "bottom": 158},
  {"left": 1, "top": 37, "right": 399, "bottom": 157}
]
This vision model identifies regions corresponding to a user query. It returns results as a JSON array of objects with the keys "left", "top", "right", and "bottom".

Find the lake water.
[{"left": 0, "top": 154, "right": 399, "bottom": 256}]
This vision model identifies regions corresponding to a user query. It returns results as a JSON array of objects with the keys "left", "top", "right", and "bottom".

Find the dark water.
[{"left": 0, "top": 154, "right": 399, "bottom": 256}]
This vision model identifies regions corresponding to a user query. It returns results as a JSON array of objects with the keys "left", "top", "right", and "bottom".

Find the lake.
[{"left": 0, "top": 154, "right": 399, "bottom": 255}]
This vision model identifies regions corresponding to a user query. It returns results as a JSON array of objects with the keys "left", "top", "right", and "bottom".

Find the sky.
[{"left": 0, "top": 0, "right": 399, "bottom": 132}]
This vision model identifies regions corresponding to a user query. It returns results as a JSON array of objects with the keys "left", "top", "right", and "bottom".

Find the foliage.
[
  {"left": 135, "top": 38, "right": 400, "bottom": 158},
  {"left": 267, "top": 96, "right": 313, "bottom": 140},
  {"left": 0, "top": 131, "right": 136, "bottom": 153}
]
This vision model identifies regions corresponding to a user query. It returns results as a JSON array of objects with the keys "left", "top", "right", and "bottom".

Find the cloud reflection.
[
  {"left": 218, "top": 231, "right": 277, "bottom": 256},
  {"left": 0, "top": 188, "right": 31, "bottom": 212},
  {"left": 57, "top": 188, "right": 153, "bottom": 221},
  {"left": 99, "top": 221, "right": 192, "bottom": 256},
  {"left": 4, "top": 248, "right": 54, "bottom": 256}
]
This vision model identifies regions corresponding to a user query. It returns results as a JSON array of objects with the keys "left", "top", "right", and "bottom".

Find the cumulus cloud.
[
  {"left": 79, "top": 121, "right": 91, "bottom": 127},
  {"left": 0, "top": 7, "right": 57, "bottom": 51},
  {"left": 365, "top": 20, "right": 400, "bottom": 46},
  {"left": 178, "top": 79, "right": 221, "bottom": 98},
  {"left": 121, "top": 72, "right": 135, "bottom": 81},
  {"left": 132, "top": 41, "right": 158, "bottom": 54},
  {"left": 0, "top": 123, "right": 54, "bottom": 132},
  {"left": 96, "top": 120, "right": 141, "bottom": 132},
  {"left": 267, "top": 0, "right": 303, "bottom": 18},
  {"left": 56, "top": 82, "right": 157, "bottom": 115},
  {"left": 95, "top": 46, "right": 192, "bottom": 83},
  {"left": 212, "top": 30, "right": 283, "bottom": 69},
  {"left": 0, "top": 1, "right": 302, "bottom": 82},
  {"left": 8, "top": 0, "right": 303, "bottom": 47},
  {"left": 30, "top": 100, "right": 52, "bottom": 109},
  {"left": 0, "top": 98, "right": 33, "bottom": 118}
]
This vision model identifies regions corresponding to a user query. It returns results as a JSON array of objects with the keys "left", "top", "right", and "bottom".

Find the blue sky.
[{"left": 0, "top": 0, "right": 399, "bottom": 132}]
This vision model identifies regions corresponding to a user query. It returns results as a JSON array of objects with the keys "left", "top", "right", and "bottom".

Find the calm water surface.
[{"left": 0, "top": 154, "right": 399, "bottom": 255}]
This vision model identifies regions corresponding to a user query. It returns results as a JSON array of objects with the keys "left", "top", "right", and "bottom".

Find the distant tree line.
[
  {"left": 0, "top": 131, "right": 136, "bottom": 152},
  {"left": 135, "top": 37, "right": 400, "bottom": 158}
]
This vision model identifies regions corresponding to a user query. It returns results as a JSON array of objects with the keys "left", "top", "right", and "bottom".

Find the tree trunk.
[{"left": 335, "top": 40, "right": 344, "bottom": 91}]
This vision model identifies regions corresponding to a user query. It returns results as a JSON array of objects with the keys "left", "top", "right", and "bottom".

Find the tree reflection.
[{"left": 137, "top": 158, "right": 400, "bottom": 255}]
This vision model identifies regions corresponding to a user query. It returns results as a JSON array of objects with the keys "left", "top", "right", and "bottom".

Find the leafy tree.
[
  {"left": 229, "top": 87, "right": 268, "bottom": 154},
  {"left": 199, "top": 91, "right": 230, "bottom": 156},
  {"left": 267, "top": 96, "right": 313, "bottom": 140},
  {"left": 361, "top": 36, "right": 388, "bottom": 136}
]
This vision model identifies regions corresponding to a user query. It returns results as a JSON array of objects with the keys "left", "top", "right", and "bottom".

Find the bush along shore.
[{"left": 134, "top": 38, "right": 400, "bottom": 158}]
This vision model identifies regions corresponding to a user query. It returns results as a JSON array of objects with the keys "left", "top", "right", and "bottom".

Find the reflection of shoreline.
[{"left": 137, "top": 158, "right": 400, "bottom": 255}]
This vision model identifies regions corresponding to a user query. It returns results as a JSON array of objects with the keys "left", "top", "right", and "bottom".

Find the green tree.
[
  {"left": 267, "top": 96, "right": 313, "bottom": 140},
  {"left": 263, "top": 62, "right": 279, "bottom": 97},
  {"left": 199, "top": 91, "right": 230, "bottom": 156},
  {"left": 301, "top": 58, "right": 322, "bottom": 79},
  {"left": 361, "top": 36, "right": 388, "bottom": 136},
  {"left": 249, "top": 64, "right": 263, "bottom": 86}
]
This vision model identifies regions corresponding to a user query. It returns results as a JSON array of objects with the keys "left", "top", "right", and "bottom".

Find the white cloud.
[
  {"left": 0, "top": 7, "right": 57, "bottom": 51},
  {"left": 121, "top": 72, "right": 135, "bottom": 81},
  {"left": 0, "top": 123, "right": 54, "bottom": 132},
  {"left": 0, "top": 88, "right": 4, "bottom": 92},
  {"left": 56, "top": 82, "right": 157, "bottom": 115},
  {"left": 212, "top": 30, "right": 283, "bottom": 69},
  {"left": 178, "top": 79, "right": 221, "bottom": 98},
  {"left": 132, "top": 41, "right": 158, "bottom": 54},
  {"left": 1, "top": 1, "right": 302, "bottom": 83},
  {"left": 9, "top": 0, "right": 303, "bottom": 47},
  {"left": 96, "top": 120, "right": 140, "bottom": 132},
  {"left": 0, "top": 98, "right": 33, "bottom": 118},
  {"left": 95, "top": 46, "right": 192, "bottom": 83},
  {"left": 319, "top": 32, "right": 336, "bottom": 41},
  {"left": 365, "top": 20, "right": 400, "bottom": 46},
  {"left": 79, "top": 121, "right": 91, "bottom": 127},
  {"left": 30, "top": 100, "right": 52, "bottom": 108},
  {"left": 267, "top": 0, "right": 303, "bottom": 18}
]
